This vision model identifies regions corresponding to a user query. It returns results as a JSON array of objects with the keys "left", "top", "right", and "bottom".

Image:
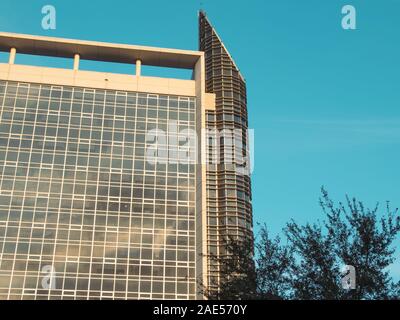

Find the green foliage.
[
  {"left": 202, "top": 188, "right": 400, "bottom": 300},
  {"left": 200, "top": 235, "right": 258, "bottom": 300}
]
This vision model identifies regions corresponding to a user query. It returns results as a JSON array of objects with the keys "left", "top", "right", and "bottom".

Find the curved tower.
[{"left": 199, "top": 11, "right": 253, "bottom": 292}]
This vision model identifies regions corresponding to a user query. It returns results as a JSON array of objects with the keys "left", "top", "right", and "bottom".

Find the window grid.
[{"left": 0, "top": 80, "right": 197, "bottom": 300}]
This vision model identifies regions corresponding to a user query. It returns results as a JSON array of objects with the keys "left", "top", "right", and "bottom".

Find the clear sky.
[{"left": 0, "top": 0, "right": 399, "bottom": 278}]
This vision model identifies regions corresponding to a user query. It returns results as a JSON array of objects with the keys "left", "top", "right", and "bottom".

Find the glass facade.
[{"left": 0, "top": 80, "right": 197, "bottom": 299}]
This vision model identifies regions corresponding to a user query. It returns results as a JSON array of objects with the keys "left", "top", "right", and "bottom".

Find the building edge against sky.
[
  {"left": 199, "top": 11, "right": 253, "bottom": 293},
  {"left": 0, "top": 11, "right": 252, "bottom": 299}
]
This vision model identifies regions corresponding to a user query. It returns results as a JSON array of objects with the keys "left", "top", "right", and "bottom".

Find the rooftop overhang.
[{"left": 0, "top": 32, "right": 203, "bottom": 69}]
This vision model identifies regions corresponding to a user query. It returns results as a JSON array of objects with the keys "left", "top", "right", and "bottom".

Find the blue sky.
[{"left": 0, "top": 0, "right": 399, "bottom": 278}]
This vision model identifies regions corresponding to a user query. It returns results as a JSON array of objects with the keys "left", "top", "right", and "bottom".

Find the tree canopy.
[{"left": 202, "top": 188, "right": 400, "bottom": 300}]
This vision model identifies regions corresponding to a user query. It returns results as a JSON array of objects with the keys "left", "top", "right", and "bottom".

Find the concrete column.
[
  {"left": 73, "top": 53, "right": 80, "bottom": 71},
  {"left": 136, "top": 59, "right": 142, "bottom": 77},
  {"left": 9, "top": 47, "right": 16, "bottom": 65}
]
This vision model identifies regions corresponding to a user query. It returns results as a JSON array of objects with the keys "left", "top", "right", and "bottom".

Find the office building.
[
  {"left": 199, "top": 11, "right": 253, "bottom": 292},
  {"left": 0, "top": 12, "right": 252, "bottom": 299}
]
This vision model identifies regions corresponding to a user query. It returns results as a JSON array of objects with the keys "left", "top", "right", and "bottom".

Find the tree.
[
  {"left": 200, "top": 235, "right": 258, "bottom": 300},
  {"left": 320, "top": 187, "right": 400, "bottom": 299},
  {"left": 285, "top": 218, "right": 341, "bottom": 299},
  {"left": 255, "top": 225, "right": 293, "bottom": 299},
  {"left": 201, "top": 188, "right": 400, "bottom": 300}
]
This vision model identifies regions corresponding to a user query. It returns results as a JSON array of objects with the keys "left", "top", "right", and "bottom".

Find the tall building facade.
[
  {"left": 199, "top": 12, "right": 253, "bottom": 292},
  {"left": 0, "top": 12, "right": 252, "bottom": 300}
]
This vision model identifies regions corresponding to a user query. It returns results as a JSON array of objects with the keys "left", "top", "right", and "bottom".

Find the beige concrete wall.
[
  {"left": 0, "top": 63, "right": 196, "bottom": 96},
  {"left": 204, "top": 93, "right": 216, "bottom": 111},
  {"left": 0, "top": 32, "right": 202, "bottom": 69}
]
